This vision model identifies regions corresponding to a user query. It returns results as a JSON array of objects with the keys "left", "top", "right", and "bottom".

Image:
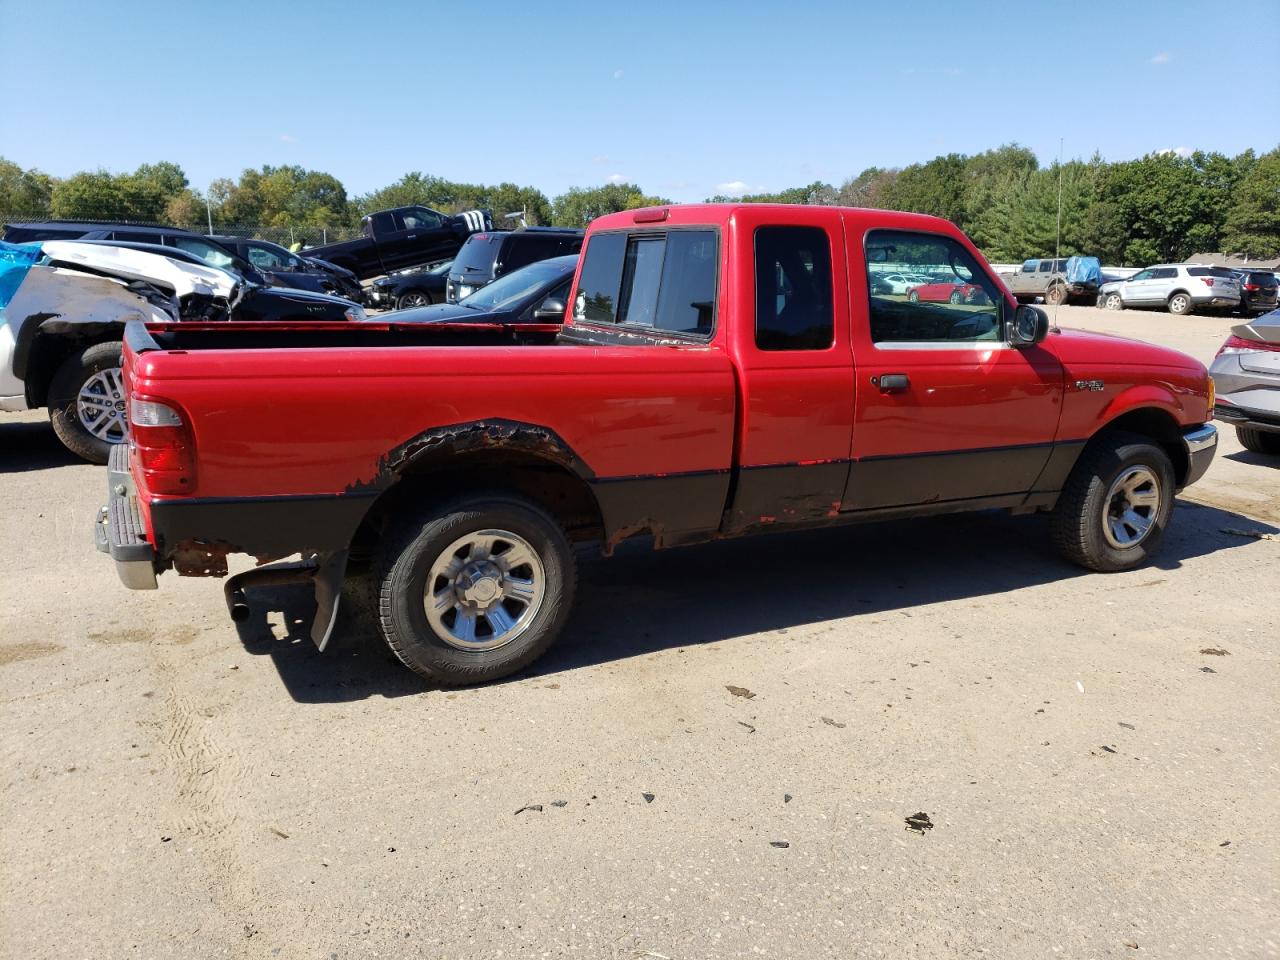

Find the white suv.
[{"left": 1098, "top": 264, "right": 1241, "bottom": 315}]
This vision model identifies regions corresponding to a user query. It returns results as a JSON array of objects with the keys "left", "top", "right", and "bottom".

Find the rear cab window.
[
  {"left": 452, "top": 234, "right": 505, "bottom": 279},
  {"left": 570, "top": 229, "right": 718, "bottom": 339}
]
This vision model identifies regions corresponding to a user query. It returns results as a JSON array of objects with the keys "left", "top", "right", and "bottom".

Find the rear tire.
[
  {"left": 1237, "top": 426, "right": 1280, "bottom": 455},
  {"left": 1050, "top": 432, "right": 1175, "bottom": 572},
  {"left": 396, "top": 290, "right": 434, "bottom": 310},
  {"left": 375, "top": 494, "right": 576, "bottom": 686},
  {"left": 1168, "top": 292, "right": 1194, "bottom": 315},
  {"left": 47, "top": 341, "right": 126, "bottom": 465},
  {"left": 908, "top": 290, "right": 920, "bottom": 303}
]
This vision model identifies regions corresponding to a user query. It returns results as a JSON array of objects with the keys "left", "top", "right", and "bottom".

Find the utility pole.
[
  {"left": 205, "top": 195, "right": 214, "bottom": 237},
  {"left": 1055, "top": 137, "right": 1064, "bottom": 263}
]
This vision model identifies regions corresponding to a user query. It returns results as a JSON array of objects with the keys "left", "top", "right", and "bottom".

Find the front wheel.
[
  {"left": 1168, "top": 292, "right": 1194, "bottom": 315},
  {"left": 907, "top": 290, "right": 920, "bottom": 303},
  {"left": 375, "top": 494, "right": 577, "bottom": 685},
  {"left": 47, "top": 341, "right": 127, "bottom": 464},
  {"left": 1103, "top": 292, "right": 1124, "bottom": 311},
  {"left": 1237, "top": 426, "right": 1280, "bottom": 455},
  {"left": 396, "top": 290, "right": 434, "bottom": 310},
  {"left": 1050, "top": 432, "right": 1175, "bottom": 572}
]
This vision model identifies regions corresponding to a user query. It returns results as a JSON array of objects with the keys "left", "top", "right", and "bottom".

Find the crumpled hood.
[
  {"left": 41, "top": 240, "right": 236, "bottom": 300},
  {"left": 1047, "top": 325, "right": 1205, "bottom": 373}
]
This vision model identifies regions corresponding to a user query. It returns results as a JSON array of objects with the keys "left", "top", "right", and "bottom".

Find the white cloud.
[
  {"left": 716, "top": 180, "right": 750, "bottom": 196},
  {"left": 279, "top": 133, "right": 297, "bottom": 143},
  {"left": 1149, "top": 51, "right": 1170, "bottom": 64},
  {"left": 591, "top": 155, "right": 609, "bottom": 165},
  {"left": 606, "top": 173, "right": 630, "bottom": 185},
  {"left": 1159, "top": 146, "right": 1193, "bottom": 158},
  {"left": 612, "top": 69, "right": 624, "bottom": 80}
]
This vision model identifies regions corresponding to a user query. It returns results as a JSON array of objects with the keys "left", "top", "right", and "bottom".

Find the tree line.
[{"left": 2, "top": 143, "right": 1276, "bottom": 263}]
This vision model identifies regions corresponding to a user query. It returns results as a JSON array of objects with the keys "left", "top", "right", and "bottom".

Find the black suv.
[
  {"left": 446, "top": 227, "right": 583, "bottom": 303},
  {"left": 1230, "top": 269, "right": 1279, "bottom": 315}
]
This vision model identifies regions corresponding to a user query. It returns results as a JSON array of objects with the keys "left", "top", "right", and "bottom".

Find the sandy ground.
[{"left": 1, "top": 305, "right": 1277, "bottom": 960}]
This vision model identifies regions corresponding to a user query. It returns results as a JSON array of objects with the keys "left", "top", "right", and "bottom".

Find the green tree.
[
  {"left": 0, "top": 158, "right": 55, "bottom": 218},
  {"left": 1102, "top": 152, "right": 1224, "bottom": 264},
  {"left": 836, "top": 167, "right": 899, "bottom": 208},
  {"left": 1221, "top": 147, "right": 1280, "bottom": 257},
  {"left": 550, "top": 182, "right": 669, "bottom": 227},
  {"left": 879, "top": 153, "right": 968, "bottom": 227},
  {"left": 219, "top": 165, "right": 351, "bottom": 229}
]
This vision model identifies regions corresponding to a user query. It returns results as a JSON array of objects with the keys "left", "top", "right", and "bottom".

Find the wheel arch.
[
  {"left": 21, "top": 321, "right": 126, "bottom": 408},
  {"left": 1092, "top": 405, "right": 1189, "bottom": 487}
]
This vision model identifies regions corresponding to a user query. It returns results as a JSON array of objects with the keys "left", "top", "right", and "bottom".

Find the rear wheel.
[
  {"left": 396, "top": 290, "right": 434, "bottom": 310},
  {"left": 1050, "top": 432, "right": 1175, "bottom": 572},
  {"left": 948, "top": 290, "right": 963, "bottom": 304},
  {"left": 1168, "top": 292, "right": 1194, "bottom": 315},
  {"left": 375, "top": 494, "right": 576, "bottom": 686},
  {"left": 1104, "top": 292, "right": 1124, "bottom": 311},
  {"left": 47, "top": 341, "right": 127, "bottom": 464},
  {"left": 1237, "top": 426, "right": 1280, "bottom": 455},
  {"left": 1044, "top": 284, "right": 1067, "bottom": 306},
  {"left": 908, "top": 290, "right": 920, "bottom": 303}
]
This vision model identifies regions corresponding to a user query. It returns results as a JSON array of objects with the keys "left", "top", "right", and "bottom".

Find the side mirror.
[
  {"left": 1010, "top": 304, "right": 1049, "bottom": 347},
  {"left": 533, "top": 297, "right": 566, "bottom": 321}
]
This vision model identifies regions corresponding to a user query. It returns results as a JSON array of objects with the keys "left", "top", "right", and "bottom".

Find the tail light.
[
  {"left": 1200, "top": 278, "right": 1215, "bottom": 287},
  {"left": 129, "top": 398, "right": 196, "bottom": 495},
  {"left": 1216, "top": 334, "right": 1280, "bottom": 357},
  {"left": 1244, "top": 283, "right": 1259, "bottom": 291}
]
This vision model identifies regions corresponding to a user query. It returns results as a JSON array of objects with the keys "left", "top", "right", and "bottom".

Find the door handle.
[
  {"left": 873, "top": 373, "right": 910, "bottom": 392},
  {"left": 407, "top": 234, "right": 416, "bottom": 240}
]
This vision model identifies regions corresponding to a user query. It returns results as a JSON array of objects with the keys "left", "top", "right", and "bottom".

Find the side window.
[
  {"left": 1155, "top": 267, "right": 1178, "bottom": 279},
  {"left": 755, "top": 226, "right": 833, "bottom": 351},
  {"left": 397, "top": 207, "right": 443, "bottom": 231},
  {"left": 654, "top": 231, "right": 716, "bottom": 334},
  {"left": 573, "top": 233, "right": 627, "bottom": 323},
  {"left": 1038, "top": 260, "right": 1053, "bottom": 273},
  {"left": 502, "top": 237, "right": 556, "bottom": 272},
  {"left": 370, "top": 212, "right": 395, "bottom": 234},
  {"left": 1021, "top": 260, "right": 1037, "bottom": 273},
  {"left": 245, "top": 243, "right": 287, "bottom": 270},
  {"left": 170, "top": 236, "right": 236, "bottom": 270},
  {"left": 864, "top": 229, "right": 1002, "bottom": 344},
  {"left": 1129, "top": 269, "right": 1153, "bottom": 281}
]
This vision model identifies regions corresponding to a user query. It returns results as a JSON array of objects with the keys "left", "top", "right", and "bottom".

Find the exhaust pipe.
[{"left": 222, "top": 560, "right": 318, "bottom": 622}]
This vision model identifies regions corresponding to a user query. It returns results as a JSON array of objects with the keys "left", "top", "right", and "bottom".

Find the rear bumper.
[
  {"left": 95, "top": 444, "right": 158, "bottom": 590},
  {"left": 1214, "top": 403, "right": 1280, "bottom": 434},
  {"left": 1181, "top": 423, "right": 1217, "bottom": 487}
]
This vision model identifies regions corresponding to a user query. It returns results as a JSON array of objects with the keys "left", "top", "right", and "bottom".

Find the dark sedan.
[
  {"left": 383, "top": 255, "right": 576, "bottom": 325},
  {"left": 213, "top": 235, "right": 365, "bottom": 303},
  {"left": 367, "top": 260, "right": 453, "bottom": 310}
]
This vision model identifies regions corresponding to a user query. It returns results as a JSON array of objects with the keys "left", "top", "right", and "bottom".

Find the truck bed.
[{"left": 130, "top": 320, "right": 562, "bottom": 353}]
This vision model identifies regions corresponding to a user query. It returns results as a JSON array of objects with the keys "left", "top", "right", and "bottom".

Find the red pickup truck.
[{"left": 97, "top": 204, "right": 1218, "bottom": 686}]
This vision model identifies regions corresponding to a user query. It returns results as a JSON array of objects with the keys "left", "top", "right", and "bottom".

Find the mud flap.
[{"left": 310, "top": 550, "right": 348, "bottom": 652}]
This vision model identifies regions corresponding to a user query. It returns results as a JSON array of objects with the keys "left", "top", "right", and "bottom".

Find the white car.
[
  {"left": 1098, "top": 264, "right": 1241, "bottom": 316},
  {"left": 877, "top": 272, "right": 934, "bottom": 294}
]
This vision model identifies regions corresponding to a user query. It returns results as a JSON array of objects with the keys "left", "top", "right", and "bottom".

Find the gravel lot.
[{"left": 2, "top": 305, "right": 1277, "bottom": 960}]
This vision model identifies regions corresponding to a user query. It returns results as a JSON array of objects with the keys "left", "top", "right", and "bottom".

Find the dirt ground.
[{"left": 1, "top": 304, "right": 1277, "bottom": 959}]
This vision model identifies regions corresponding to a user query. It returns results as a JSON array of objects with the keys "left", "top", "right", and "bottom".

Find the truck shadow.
[
  {"left": 231, "top": 498, "right": 1274, "bottom": 703},
  {"left": 0, "top": 420, "right": 80, "bottom": 473},
  {"left": 1224, "top": 449, "right": 1279, "bottom": 469}
]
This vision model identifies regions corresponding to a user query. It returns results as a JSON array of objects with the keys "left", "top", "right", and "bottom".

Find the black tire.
[
  {"left": 47, "top": 341, "right": 126, "bottom": 465},
  {"left": 1237, "top": 426, "right": 1280, "bottom": 455},
  {"left": 1050, "top": 432, "right": 1176, "bottom": 572},
  {"left": 375, "top": 494, "right": 576, "bottom": 686},
  {"left": 948, "top": 290, "right": 963, "bottom": 304},
  {"left": 908, "top": 290, "right": 920, "bottom": 303},
  {"left": 1045, "top": 284, "right": 1067, "bottom": 306},
  {"left": 1103, "top": 292, "right": 1124, "bottom": 311},
  {"left": 396, "top": 290, "right": 434, "bottom": 310},
  {"left": 1168, "top": 291, "right": 1194, "bottom": 316}
]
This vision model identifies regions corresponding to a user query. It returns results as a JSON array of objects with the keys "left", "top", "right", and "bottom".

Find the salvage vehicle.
[
  {"left": 1006, "top": 256, "right": 1102, "bottom": 306},
  {"left": 367, "top": 260, "right": 452, "bottom": 310},
  {"left": 212, "top": 235, "right": 365, "bottom": 303},
  {"left": 96, "top": 204, "right": 1217, "bottom": 686},
  {"left": 446, "top": 227, "right": 584, "bottom": 303},
  {"left": 1209, "top": 308, "right": 1280, "bottom": 454},
  {"left": 302, "top": 206, "right": 491, "bottom": 280},
  {"left": 384, "top": 255, "right": 575, "bottom": 323},
  {"left": 1099, "top": 264, "right": 1241, "bottom": 315},
  {"left": 906, "top": 276, "right": 987, "bottom": 305},
  {"left": 1228, "top": 269, "right": 1279, "bottom": 316},
  {"left": 1, "top": 240, "right": 364, "bottom": 463}
]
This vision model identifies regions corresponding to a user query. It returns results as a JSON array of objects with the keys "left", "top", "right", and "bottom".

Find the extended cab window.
[
  {"left": 755, "top": 226, "right": 833, "bottom": 351},
  {"left": 398, "top": 207, "right": 444, "bottom": 230},
  {"left": 864, "top": 230, "right": 1002, "bottom": 344},
  {"left": 572, "top": 230, "right": 717, "bottom": 336}
]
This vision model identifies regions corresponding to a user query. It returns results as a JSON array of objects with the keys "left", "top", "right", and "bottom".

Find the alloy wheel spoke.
[
  {"left": 496, "top": 542, "right": 535, "bottom": 572},
  {"left": 502, "top": 575, "right": 537, "bottom": 604},
  {"left": 452, "top": 610, "right": 478, "bottom": 644},
  {"left": 430, "top": 588, "right": 455, "bottom": 614},
  {"left": 484, "top": 605, "right": 516, "bottom": 636}
]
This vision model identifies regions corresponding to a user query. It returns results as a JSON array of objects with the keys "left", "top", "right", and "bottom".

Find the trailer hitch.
[{"left": 222, "top": 551, "right": 349, "bottom": 651}]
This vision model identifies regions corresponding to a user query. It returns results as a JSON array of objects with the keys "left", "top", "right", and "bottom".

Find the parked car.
[
  {"left": 1098, "top": 264, "right": 1241, "bottom": 315},
  {"left": 906, "top": 276, "right": 987, "bottom": 304},
  {"left": 301, "top": 206, "right": 491, "bottom": 280},
  {"left": 96, "top": 203, "right": 1216, "bottom": 687},
  {"left": 386, "top": 255, "right": 576, "bottom": 324},
  {"left": 875, "top": 272, "right": 932, "bottom": 294},
  {"left": 0, "top": 239, "right": 365, "bottom": 463},
  {"left": 1229, "top": 269, "right": 1279, "bottom": 315},
  {"left": 1006, "top": 256, "right": 1102, "bottom": 305},
  {"left": 212, "top": 235, "right": 364, "bottom": 302},
  {"left": 367, "top": 260, "right": 452, "bottom": 310},
  {"left": 1209, "top": 308, "right": 1280, "bottom": 454},
  {"left": 446, "top": 227, "right": 584, "bottom": 303}
]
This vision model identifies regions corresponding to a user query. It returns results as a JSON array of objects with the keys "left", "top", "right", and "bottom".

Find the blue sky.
[{"left": 1, "top": 0, "right": 1276, "bottom": 203}]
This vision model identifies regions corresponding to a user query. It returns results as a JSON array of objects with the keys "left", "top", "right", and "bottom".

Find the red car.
[
  {"left": 97, "top": 204, "right": 1217, "bottom": 686},
  {"left": 907, "top": 277, "right": 987, "bottom": 304}
]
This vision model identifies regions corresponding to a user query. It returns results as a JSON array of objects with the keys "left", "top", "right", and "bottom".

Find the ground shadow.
[
  {"left": 0, "top": 419, "right": 80, "bottom": 473},
  {"left": 1224, "top": 449, "right": 1279, "bottom": 469},
  {"left": 229, "top": 498, "right": 1274, "bottom": 703}
]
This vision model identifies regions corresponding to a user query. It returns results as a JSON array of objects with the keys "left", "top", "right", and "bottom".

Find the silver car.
[
  {"left": 1209, "top": 309, "right": 1280, "bottom": 455},
  {"left": 1099, "top": 264, "right": 1240, "bottom": 315}
]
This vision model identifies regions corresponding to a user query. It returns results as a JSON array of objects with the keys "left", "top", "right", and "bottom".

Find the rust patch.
[
  {"left": 0, "top": 642, "right": 63, "bottom": 666},
  {"left": 173, "top": 540, "right": 230, "bottom": 577}
]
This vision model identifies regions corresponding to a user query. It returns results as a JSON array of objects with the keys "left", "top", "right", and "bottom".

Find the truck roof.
[{"left": 587, "top": 203, "right": 959, "bottom": 234}]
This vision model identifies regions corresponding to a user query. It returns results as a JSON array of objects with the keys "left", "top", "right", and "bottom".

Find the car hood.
[
  {"left": 254, "top": 284, "right": 358, "bottom": 308},
  {"left": 376, "top": 301, "right": 507, "bottom": 323},
  {"left": 305, "top": 256, "right": 357, "bottom": 280},
  {"left": 41, "top": 240, "right": 237, "bottom": 300},
  {"left": 1046, "top": 326, "right": 1204, "bottom": 372},
  {"left": 1099, "top": 279, "right": 1126, "bottom": 293}
]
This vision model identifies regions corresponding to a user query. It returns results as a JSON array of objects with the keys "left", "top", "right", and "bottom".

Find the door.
[
  {"left": 724, "top": 211, "right": 855, "bottom": 531},
  {"left": 1147, "top": 266, "right": 1178, "bottom": 303},
  {"left": 382, "top": 206, "right": 450, "bottom": 270},
  {"left": 1121, "top": 268, "right": 1157, "bottom": 303},
  {"left": 843, "top": 224, "right": 1064, "bottom": 511}
]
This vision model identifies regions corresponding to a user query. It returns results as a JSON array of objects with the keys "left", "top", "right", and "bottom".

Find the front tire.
[
  {"left": 1168, "top": 292, "right": 1194, "bottom": 315},
  {"left": 375, "top": 494, "right": 576, "bottom": 685},
  {"left": 1237, "top": 426, "right": 1280, "bottom": 455},
  {"left": 396, "top": 290, "right": 434, "bottom": 310},
  {"left": 1050, "top": 432, "right": 1175, "bottom": 572},
  {"left": 1104, "top": 292, "right": 1124, "bottom": 311},
  {"left": 47, "top": 341, "right": 127, "bottom": 464},
  {"left": 908, "top": 290, "right": 920, "bottom": 303}
]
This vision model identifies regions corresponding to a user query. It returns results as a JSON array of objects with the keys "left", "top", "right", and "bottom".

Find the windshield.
[
  {"left": 461, "top": 260, "right": 569, "bottom": 311},
  {"left": 453, "top": 234, "right": 505, "bottom": 275}
]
